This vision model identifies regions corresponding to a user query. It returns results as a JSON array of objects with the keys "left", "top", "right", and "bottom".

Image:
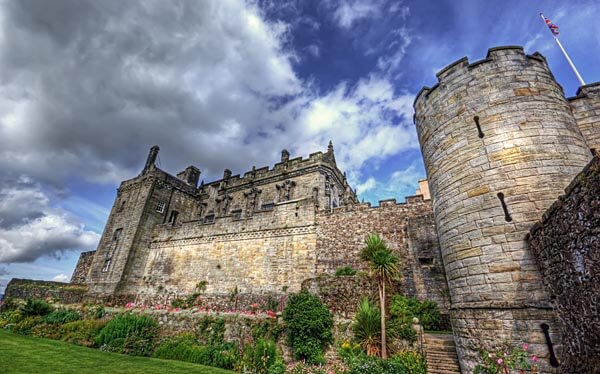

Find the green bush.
[
  {"left": 188, "top": 317, "right": 239, "bottom": 370},
  {"left": 335, "top": 266, "right": 357, "bottom": 276},
  {"left": 243, "top": 339, "right": 284, "bottom": 374},
  {"left": 390, "top": 295, "right": 441, "bottom": 331},
  {"left": 0, "top": 309, "right": 23, "bottom": 328},
  {"left": 11, "top": 316, "right": 43, "bottom": 335},
  {"left": 60, "top": 319, "right": 107, "bottom": 347},
  {"left": 153, "top": 333, "right": 210, "bottom": 364},
  {"left": 283, "top": 290, "right": 333, "bottom": 364},
  {"left": 20, "top": 299, "right": 53, "bottom": 317},
  {"left": 95, "top": 313, "right": 158, "bottom": 356},
  {"left": 339, "top": 345, "right": 426, "bottom": 374},
  {"left": 352, "top": 298, "right": 381, "bottom": 356},
  {"left": 31, "top": 323, "right": 63, "bottom": 339},
  {"left": 43, "top": 308, "right": 81, "bottom": 324}
]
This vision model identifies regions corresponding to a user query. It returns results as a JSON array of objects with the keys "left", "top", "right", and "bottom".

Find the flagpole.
[{"left": 540, "top": 13, "right": 586, "bottom": 86}]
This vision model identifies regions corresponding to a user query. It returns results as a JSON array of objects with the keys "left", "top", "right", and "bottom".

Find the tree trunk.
[{"left": 380, "top": 278, "right": 387, "bottom": 359}]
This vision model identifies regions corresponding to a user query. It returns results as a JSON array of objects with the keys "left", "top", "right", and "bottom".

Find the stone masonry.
[
  {"left": 528, "top": 156, "right": 600, "bottom": 373},
  {"left": 414, "top": 46, "right": 599, "bottom": 373},
  {"left": 73, "top": 143, "right": 446, "bottom": 314}
]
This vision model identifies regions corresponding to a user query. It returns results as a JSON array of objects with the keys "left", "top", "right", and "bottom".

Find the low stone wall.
[
  {"left": 302, "top": 275, "right": 376, "bottom": 317},
  {"left": 528, "top": 156, "right": 600, "bottom": 373},
  {"left": 3, "top": 279, "right": 88, "bottom": 305}
]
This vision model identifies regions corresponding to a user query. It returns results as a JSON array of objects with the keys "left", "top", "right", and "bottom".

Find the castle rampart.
[{"left": 414, "top": 46, "right": 592, "bottom": 372}]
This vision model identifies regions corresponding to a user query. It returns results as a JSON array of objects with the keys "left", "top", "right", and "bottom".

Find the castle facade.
[{"left": 70, "top": 45, "right": 600, "bottom": 373}]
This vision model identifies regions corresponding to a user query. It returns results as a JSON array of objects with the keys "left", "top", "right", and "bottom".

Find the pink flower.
[
  {"left": 532, "top": 355, "right": 539, "bottom": 363},
  {"left": 497, "top": 358, "right": 503, "bottom": 365},
  {"left": 522, "top": 343, "right": 529, "bottom": 350}
]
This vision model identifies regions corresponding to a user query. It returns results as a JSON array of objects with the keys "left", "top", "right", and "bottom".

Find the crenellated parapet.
[
  {"left": 568, "top": 81, "right": 600, "bottom": 152},
  {"left": 413, "top": 45, "right": 592, "bottom": 373}
]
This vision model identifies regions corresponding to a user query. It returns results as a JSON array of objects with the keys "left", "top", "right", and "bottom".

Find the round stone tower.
[{"left": 413, "top": 46, "right": 592, "bottom": 372}]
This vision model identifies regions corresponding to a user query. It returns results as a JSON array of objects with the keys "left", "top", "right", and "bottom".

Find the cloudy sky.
[{"left": 0, "top": 0, "right": 599, "bottom": 293}]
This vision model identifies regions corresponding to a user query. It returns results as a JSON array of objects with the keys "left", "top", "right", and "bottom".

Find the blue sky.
[{"left": 0, "top": 0, "right": 599, "bottom": 294}]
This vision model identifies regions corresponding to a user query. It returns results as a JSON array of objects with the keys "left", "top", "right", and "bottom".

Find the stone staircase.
[{"left": 424, "top": 333, "right": 461, "bottom": 374}]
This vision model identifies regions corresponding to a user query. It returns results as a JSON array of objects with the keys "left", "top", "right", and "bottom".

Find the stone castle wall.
[
  {"left": 314, "top": 196, "right": 449, "bottom": 311},
  {"left": 528, "top": 157, "right": 600, "bottom": 373},
  {"left": 70, "top": 251, "right": 95, "bottom": 284},
  {"left": 414, "top": 46, "right": 592, "bottom": 373},
  {"left": 130, "top": 197, "right": 318, "bottom": 298},
  {"left": 568, "top": 82, "right": 600, "bottom": 153}
]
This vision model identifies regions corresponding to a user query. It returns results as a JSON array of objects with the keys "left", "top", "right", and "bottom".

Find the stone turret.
[
  {"left": 414, "top": 46, "right": 592, "bottom": 373},
  {"left": 568, "top": 82, "right": 600, "bottom": 153}
]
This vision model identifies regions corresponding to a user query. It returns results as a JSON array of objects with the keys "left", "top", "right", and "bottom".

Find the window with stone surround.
[
  {"left": 168, "top": 210, "right": 179, "bottom": 225},
  {"left": 231, "top": 209, "right": 242, "bottom": 220},
  {"left": 156, "top": 200, "right": 166, "bottom": 213},
  {"left": 204, "top": 214, "right": 215, "bottom": 224},
  {"left": 112, "top": 228, "right": 123, "bottom": 242},
  {"left": 101, "top": 258, "right": 111, "bottom": 272},
  {"left": 261, "top": 202, "right": 274, "bottom": 210}
]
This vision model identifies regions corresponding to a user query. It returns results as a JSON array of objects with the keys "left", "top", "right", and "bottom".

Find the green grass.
[{"left": 0, "top": 329, "right": 235, "bottom": 374}]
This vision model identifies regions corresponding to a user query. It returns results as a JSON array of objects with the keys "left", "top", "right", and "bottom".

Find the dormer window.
[{"left": 156, "top": 200, "right": 166, "bottom": 213}]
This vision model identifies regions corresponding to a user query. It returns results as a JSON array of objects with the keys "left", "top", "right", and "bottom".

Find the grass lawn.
[{"left": 0, "top": 329, "right": 235, "bottom": 374}]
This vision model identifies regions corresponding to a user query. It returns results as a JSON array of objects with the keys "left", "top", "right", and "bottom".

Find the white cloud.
[
  {"left": 0, "top": 177, "right": 99, "bottom": 263},
  {"left": 51, "top": 273, "right": 69, "bottom": 282},
  {"left": 358, "top": 162, "right": 426, "bottom": 203},
  {"left": 330, "top": 0, "right": 385, "bottom": 29},
  {"left": 356, "top": 177, "right": 376, "bottom": 194}
]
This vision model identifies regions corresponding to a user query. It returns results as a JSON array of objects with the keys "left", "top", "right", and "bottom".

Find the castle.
[
  {"left": 71, "top": 141, "right": 448, "bottom": 311},
  {"left": 63, "top": 46, "right": 599, "bottom": 373}
]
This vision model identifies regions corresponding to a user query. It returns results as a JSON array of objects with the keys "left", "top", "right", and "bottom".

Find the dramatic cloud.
[
  {"left": 0, "top": 177, "right": 99, "bottom": 263},
  {"left": 0, "top": 0, "right": 417, "bottom": 185}
]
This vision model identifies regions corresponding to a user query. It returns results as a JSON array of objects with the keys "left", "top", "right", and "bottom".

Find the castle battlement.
[{"left": 414, "top": 46, "right": 554, "bottom": 113}]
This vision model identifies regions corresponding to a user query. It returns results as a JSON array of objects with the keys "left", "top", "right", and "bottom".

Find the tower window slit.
[
  {"left": 474, "top": 116, "right": 485, "bottom": 138},
  {"left": 497, "top": 192, "right": 512, "bottom": 222}
]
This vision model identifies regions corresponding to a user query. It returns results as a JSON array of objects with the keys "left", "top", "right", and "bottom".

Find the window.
[
  {"left": 102, "top": 259, "right": 111, "bottom": 272},
  {"left": 117, "top": 200, "right": 126, "bottom": 212},
  {"left": 231, "top": 209, "right": 242, "bottom": 220},
  {"left": 156, "top": 200, "right": 166, "bottom": 213},
  {"left": 261, "top": 202, "right": 274, "bottom": 210},
  {"left": 112, "top": 228, "right": 123, "bottom": 241},
  {"left": 204, "top": 214, "right": 215, "bottom": 224},
  {"left": 168, "top": 210, "right": 179, "bottom": 225}
]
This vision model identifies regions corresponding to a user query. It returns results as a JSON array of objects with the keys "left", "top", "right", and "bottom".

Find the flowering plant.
[{"left": 474, "top": 343, "right": 539, "bottom": 374}]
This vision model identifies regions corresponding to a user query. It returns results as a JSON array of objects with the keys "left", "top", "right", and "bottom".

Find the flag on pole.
[
  {"left": 540, "top": 13, "right": 559, "bottom": 36},
  {"left": 539, "top": 12, "right": 585, "bottom": 86}
]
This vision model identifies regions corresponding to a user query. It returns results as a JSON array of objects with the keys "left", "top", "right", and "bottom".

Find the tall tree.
[{"left": 360, "top": 233, "right": 399, "bottom": 359}]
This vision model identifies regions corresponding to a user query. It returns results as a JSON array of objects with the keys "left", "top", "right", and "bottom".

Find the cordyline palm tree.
[{"left": 360, "top": 233, "right": 399, "bottom": 359}]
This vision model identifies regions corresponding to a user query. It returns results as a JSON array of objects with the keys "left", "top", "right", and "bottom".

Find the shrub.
[
  {"left": 190, "top": 317, "right": 239, "bottom": 370},
  {"left": 20, "top": 299, "right": 53, "bottom": 317},
  {"left": 92, "top": 305, "right": 105, "bottom": 319},
  {"left": 95, "top": 313, "right": 158, "bottom": 356},
  {"left": 243, "top": 338, "right": 283, "bottom": 374},
  {"left": 153, "top": 333, "right": 210, "bottom": 364},
  {"left": 283, "top": 290, "right": 333, "bottom": 364},
  {"left": 339, "top": 345, "right": 426, "bottom": 374},
  {"left": 31, "top": 323, "right": 63, "bottom": 339},
  {"left": 390, "top": 295, "right": 441, "bottom": 332},
  {"left": 43, "top": 308, "right": 81, "bottom": 324},
  {"left": 335, "top": 266, "right": 357, "bottom": 276},
  {"left": 60, "top": 319, "right": 107, "bottom": 347},
  {"left": 352, "top": 298, "right": 381, "bottom": 356},
  {"left": 12, "top": 316, "right": 43, "bottom": 335},
  {"left": 0, "top": 309, "right": 23, "bottom": 328},
  {"left": 251, "top": 318, "right": 284, "bottom": 342}
]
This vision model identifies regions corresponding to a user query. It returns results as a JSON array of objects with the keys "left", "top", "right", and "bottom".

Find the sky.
[{"left": 0, "top": 0, "right": 599, "bottom": 294}]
